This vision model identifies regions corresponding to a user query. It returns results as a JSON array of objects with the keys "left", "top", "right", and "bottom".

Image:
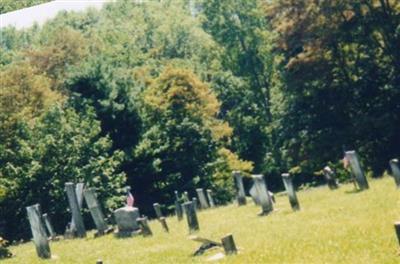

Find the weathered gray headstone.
[
  {"left": 389, "top": 159, "right": 400, "bottom": 188},
  {"left": 183, "top": 191, "right": 190, "bottom": 202},
  {"left": 26, "top": 204, "right": 51, "bottom": 259},
  {"left": 183, "top": 201, "right": 199, "bottom": 233},
  {"left": 65, "top": 182, "right": 86, "bottom": 238},
  {"left": 395, "top": 222, "right": 400, "bottom": 246},
  {"left": 192, "top": 197, "right": 198, "bottom": 212},
  {"left": 323, "top": 166, "right": 339, "bottom": 190},
  {"left": 233, "top": 171, "right": 246, "bottom": 205},
  {"left": 345, "top": 150, "right": 369, "bottom": 190},
  {"left": 249, "top": 183, "right": 260, "bottom": 205},
  {"left": 153, "top": 203, "right": 163, "bottom": 219},
  {"left": 206, "top": 189, "right": 215, "bottom": 208},
  {"left": 196, "top": 188, "right": 209, "bottom": 209},
  {"left": 174, "top": 191, "right": 183, "bottom": 221},
  {"left": 83, "top": 188, "right": 108, "bottom": 236},
  {"left": 221, "top": 234, "right": 237, "bottom": 255},
  {"left": 113, "top": 206, "right": 140, "bottom": 237},
  {"left": 281, "top": 173, "right": 300, "bottom": 211},
  {"left": 252, "top": 175, "right": 273, "bottom": 215},
  {"left": 42, "top": 213, "right": 56, "bottom": 240},
  {"left": 137, "top": 216, "right": 152, "bottom": 237},
  {"left": 159, "top": 217, "right": 169, "bottom": 233}
]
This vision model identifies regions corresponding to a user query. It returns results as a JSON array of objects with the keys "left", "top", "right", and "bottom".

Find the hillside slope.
[{"left": 4, "top": 177, "right": 399, "bottom": 263}]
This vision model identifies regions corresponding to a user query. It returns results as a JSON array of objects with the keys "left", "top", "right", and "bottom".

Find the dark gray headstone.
[
  {"left": 26, "top": 204, "right": 51, "bottom": 259},
  {"left": 233, "top": 171, "right": 246, "bottom": 205},
  {"left": 183, "top": 201, "right": 199, "bottom": 233},
  {"left": 323, "top": 166, "right": 339, "bottom": 190},
  {"left": 113, "top": 206, "right": 140, "bottom": 237},
  {"left": 206, "top": 189, "right": 215, "bottom": 208},
  {"left": 221, "top": 234, "right": 237, "bottom": 255},
  {"left": 345, "top": 151, "right": 369, "bottom": 190},
  {"left": 137, "top": 216, "right": 152, "bottom": 237},
  {"left": 281, "top": 173, "right": 300, "bottom": 211},
  {"left": 252, "top": 175, "right": 273, "bottom": 215},
  {"left": 42, "top": 213, "right": 56, "bottom": 240},
  {"left": 389, "top": 159, "right": 400, "bottom": 188},
  {"left": 192, "top": 197, "right": 198, "bottom": 212},
  {"left": 174, "top": 191, "right": 183, "bottom": 221},
  {"left": 153, "top": 203, "right": 163, "bottom": 219},
  {"left": 65, "top": 182, "right": 86, "bottom": 238},
  {"left": 395, "top": 222, "right": 400, "bottom": 246},
  {"left": 196, "top": 188, "right": 209, "bottom": 209},
  {"left": 249, "top": 183, "right": 260, "bottom": 205},
  {"left": 83, "top": 188, "right": 108, "bottom": 235},
  {"left": 183, "top": 191, "right": 189, "bottom": 202},
  {"left": 159, "top": 217, "right": 169, "bottom": 233}
]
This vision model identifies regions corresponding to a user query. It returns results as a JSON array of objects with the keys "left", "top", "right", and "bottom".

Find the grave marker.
[
  {"left": 233, "top": 171, "right": 246, "bottom": 205},
  {"left": 395, "top": 222, "right": 400, "bottom": 246},
  {"left": 159, "top": 217, "right": 169, "bottom": 233},
  {"left": 389, "top": 159, "right": 400, "bottom": 188},
  {"left": 42, "top": 213, "right": 57, "bottom": 240},
  {"left": 26, "top": 204, "right": 51, "bottom": 259},
  {"left": 252, "top": 175, "right": 273, "bottom": 215},
  {"left": 65, "top": 182, "right": 86, "bottom": 238},
  {"left": 83, "top": 188, "right": 109, "bottom": 236},
  {"left": 206, "top": 189, "right": 215, "bottom": 208},
  {"left": 153, "top": 203, "right": 163, "bottom": 219},
  {"left": 113, "top": 206, "right": 140, "bottom": 237},
  {"left": 196, "top": 188, "right": 209, "bottom": 209},
  {"left": 174, "top": 191, "right": 183, "bottom": 221},
  {"left": 323, "top": 166, "right": 339, "bottom": 190},
  {"left": 183, "top": 201, "right": 199, "bottom": 233},
  {"left": 192, "top": 197, "right": 198, "bottom": 212},
  {"left": 183, "top": 191, "right": 190, "bottom": 202},
  {"left": 221, "top": 234, "right": 237, "bottom": 255},
  {"left": 281, "top": 173, "right": 300, "bottom": 211},
  {"left": 345, "top": 150, "right": 369, "bottom": 190},
  {"left": 137, "top": 217, "right": 153, "bottom": 237}
]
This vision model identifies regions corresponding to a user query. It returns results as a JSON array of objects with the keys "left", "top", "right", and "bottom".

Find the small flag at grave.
[
  {"left": 126, "top": 189, "right": 134, "bottom": 207},
  {"left": 342, "top": 155, "right": 349, "bottom": 169}
]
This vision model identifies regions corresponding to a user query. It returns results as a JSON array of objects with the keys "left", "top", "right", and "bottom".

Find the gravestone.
[
  {"left": 281, "top": 173, "right": 300, "bottom": 211},
  {"left": 196, "top": 188, "right": 209, "bottom": 209},
  {"left": 137, "top": 217, "right": 152, "bottom": 237},
  {"left": 42, "top": 213, "right": 57, "bottom": 240},
  {"left": 113, "top": 206, "right": 140, "bottom": 237},
  {"left": 221, "top": 234, "right": 237, "bottom": 255},
  {"left": 159, "top": 217, "right": 169, "bottom": 233},
  {"left": 153, "top": 203, "right": 163, "bottom": 219},
  {"left": 183, "top": 191, "right": 190, "bottom": 202},
  {"left": 65, "top": 182, "right": 86, "bottom": 238},
  {"left": 395, "top": 222, "right": 400, "bottom": 246},
  {"left": 233, "top": 171, "right": 246, "bottom": 205},
  {"left": 389, "top": 159, "right": 400, "bottom": 188},
  {"left": 183, "top": 201, "right": 199, "bottom": 233},
  {"left": 323, "top": 166, "right": 339, "bottom": 190},
  {"left": 206, "top": 189, "right": 215, "bottom": 208},
  {"left": 345, "top": 151, "right": 369, "bottom": 190},
  {"left": 192, "top": 197, "right": 198, "bottom": 212},
  {"left": 83, "top": 188, "right": 108, "bottom": 236},
  {"left": 26, "top": 204, "right": 51, "bottom": 259},
  {"left": 249, "top": 183, "right": 260, "bottom": 205},
  {"left": 251, "top": 175, "right": 273, "bottom": 215},
  {"left": 174, "top": 191, "right": 183, "bottom": 221}
]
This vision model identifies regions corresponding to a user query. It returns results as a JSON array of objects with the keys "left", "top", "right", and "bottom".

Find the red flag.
[
  {"left": 126, "top": 191, "right": 134, "bottom": 207},
  {"left": 343, "top": 156, "right": 349, "bottom": 169}
]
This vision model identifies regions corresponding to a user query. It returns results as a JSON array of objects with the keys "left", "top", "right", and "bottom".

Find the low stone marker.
[
  {"left": 249, "top": 183, "right": 260, "bottom": 205},
  {"left": 113, "top": 206, "right": 140, "bottom": 237},
  {"left": 159, "top": 217, "right": 169, "bottom": 233},
  {"left": 233, "top": 171, "right": 246, "bottom": 205},
  {"left": 196, "top": 188, "right": 209, "bottom": 209},
  {"left": 42, "top": 213, "right": 57, "bottom": 240},
  {"left": 137, "top": 216, "right": 153, "bottom": 237},
  {"left": 345, "top": 150, "right": 369, "bottom": 190},
  {"left": 96, "top": 259, "right": 103, "bottom": 264},
  {"left": 206, "top": 189, "right": 215, "bottom": 208},
  {"left": 65, "top": 182, "right": 86, "bottom": 238},
  {"left": 83, "top": 188, "right": 109, "bottom": 236},
  {"left": 281, "top": 173, "right": 300, "bottom": 211},
  {"left": 389, "top": 159, "right": 400, "bottom": 188},
  {"left": 221, "top": 234, "right": 237, "bottom": 255},
  {"left": 26, "top": 204, "right": 51, "bottom": 259},
  {"left": 252, "top": 175, "right": 273, "bottom": 215},
  {"left": 174, "top": 190, "right": 183, "bottom": 221},
  {"left": 183, "top": 201, "right": 199, "bottom": 233},
  {"left": 153, "top": 203, "right": 163, "bottom": 219},
  {"left": 323, "top": 166, "right": 339, "bottom": 190},
  {"left": 395, "top": 222, "right": 400, "bottom": 246}
]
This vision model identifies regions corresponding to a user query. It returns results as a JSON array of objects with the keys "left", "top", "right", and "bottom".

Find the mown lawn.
[{"left": 4, "top": 177, "right": 400, "bottom": 263}]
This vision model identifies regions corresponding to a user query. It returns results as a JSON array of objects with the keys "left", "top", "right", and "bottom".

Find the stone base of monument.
[{"left": 113, "top": 228, "right": 141, "bottom": 238}]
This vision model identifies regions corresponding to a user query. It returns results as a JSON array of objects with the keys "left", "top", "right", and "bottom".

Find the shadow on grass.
[{"left": 344, "top": 189, "right": 363, "bottom": 194}]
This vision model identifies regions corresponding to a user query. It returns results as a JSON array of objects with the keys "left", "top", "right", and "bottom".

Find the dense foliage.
[{"left": 0, "top": 0, "right": 399, "bottom": 240}]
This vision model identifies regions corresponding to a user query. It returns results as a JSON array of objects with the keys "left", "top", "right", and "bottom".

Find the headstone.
[
  {"left": 137, "top": 217, "right": 152, "bottom": 237},
  {"left": 389, "top": 159, "right": 400, "bottom": 188},
  {"left": 345, "top": 150, "right": 369, "bottom": 190},
  {"left": 113, "top": 206, "right": 140, "bottom": 237},
  {"left": 153, "top": 203, "right": 163, "bottom": 219},
  {"left": 192, "top": 197, "right": 198, "bottom": 212},
  {"left": 251, "top": 175, "right": 273, "bottom": 215},
  {"left": 174, "top": 191, "right": 183, "bottom": 221},
  {"left": 196, "top": 188, "right": 209, "bottom": 209},
  {"left": 42, "top": 213, "right": 56, "bottom": 240},
  {"left": 323, "top": 166, "right": 339, "bottom": 190},
  {"left": 96, "top": 259, "right": 103, "bottom": 264},
  {"left": 395, "top": 222, "right": 400, "bottom": 246},
  {"left": 249, "top": 183, "right": 260, "bottom": 205},
  {"left": 183, "top": 191, "right": 189, "bottom": 202},
  {"left": 183, "top": 201, "right": 199, "bottom": 233},
  {"left": 83, "top": 188, "right": 108, "bottom": 236},
  {"left": 65, "top": 182, "right": 86, "bottom": 238},
  {"left": 159, "top": 217, "right": 169, "bottom": 233},
  {"left": 233, "top": 171, "right": 246, "bottom": 205},
  {"left": 221, "top": 234, "right": 237, "bottom": 255},
  {"left": 26, "top": 204, "right": 51, "bottom": 259},
  {"left": 281, "top": 173, "right": 300, "bottom": 211},
  {"left": 206, "top": 189, "right": 215, "bottom": 208}
]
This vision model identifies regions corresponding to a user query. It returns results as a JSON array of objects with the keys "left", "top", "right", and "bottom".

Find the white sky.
[{"left": 0, "top": 0, "right": 115, "bottom": 29}]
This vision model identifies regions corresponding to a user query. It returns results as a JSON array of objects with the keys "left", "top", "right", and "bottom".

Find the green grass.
[{"left": 4, "top": 177, "right": 400, "bottom": 263}]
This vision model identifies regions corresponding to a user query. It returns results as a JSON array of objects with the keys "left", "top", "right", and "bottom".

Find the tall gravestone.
[
  {"left": 42, "top": 213, "right": 57, "bottom": 240},
  {"left": 281, "top": 173, "right": 300, "bottom": 211},
  {"left": 389, "top": 159, "right": 400, "bottom": 188},
  {"left": 153, "top": 203, "right": 163, "bottom": 219},
  {"left": 192, "top": 197, "right": 198, "bottom": 212},
  {"left": 345, "top": 151, "right": 369, "bottom": 190},
  {"left": 183, "top": 201, "right": 199, "bottom": 233},
  {"left": 233, "top": 171, "right": 246, "bottom": 205},
  {"left": 65, "top": 182, "right": 86, "bottom": 238},
  {"left": 174, "top": 191, "right": 183, "bottom": 221},
  {"left": 83, "top": 188, "right": 108, "bottom": 236},
  {"left": 113, "top": 206, "right": 140, "bottom": 237},
  {"left": 206, "top": 189, "right": 215, "bottom": 208},
  {"left": 183, "top": 191, "right": 190, "bottom": 202},
  {"left": 251, "top": 175, "right": 273, "bottom": 215},
  {"left": 196, "top": 188, "right": 209, "bottom": 209},
  {"left": 323, "top": 166, "right": 339, "bottom": 190},
  {"left": 26, "top": 204, "right": 51, "bottom": 259}
]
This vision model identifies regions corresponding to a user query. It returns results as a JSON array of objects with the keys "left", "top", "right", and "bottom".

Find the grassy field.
[{"left": 4, "top": 177, "right": 400, "bottom": 263}]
